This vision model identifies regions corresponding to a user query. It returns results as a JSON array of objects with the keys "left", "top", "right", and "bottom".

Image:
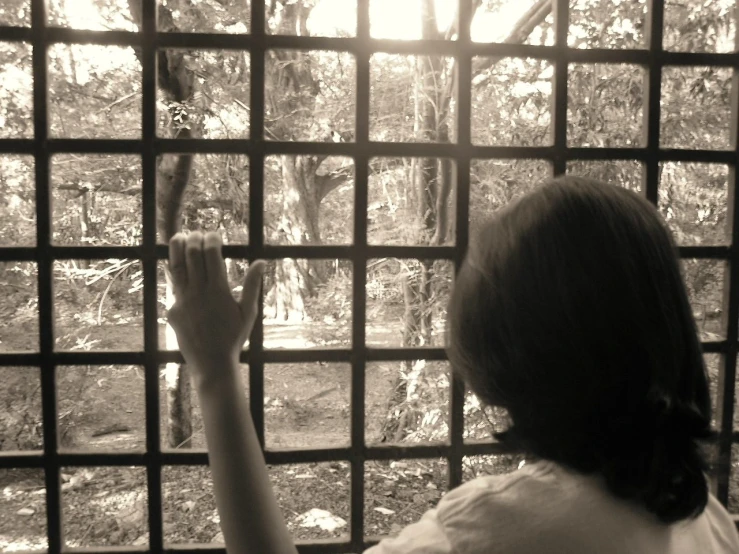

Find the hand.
[{"left": 166, "top": 231, "right": 265, "bottom": 381}]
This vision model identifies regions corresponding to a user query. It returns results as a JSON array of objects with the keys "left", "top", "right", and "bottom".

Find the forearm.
[{"left": 195, "top": 359, "right": 298, "bottom": 554}]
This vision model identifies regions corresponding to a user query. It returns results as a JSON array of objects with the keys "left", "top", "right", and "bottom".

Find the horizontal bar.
[
  {"left": 0, "top": 139, "right": 34, "bottom": 153},
  {"left": 3, "top": 433, "right": 735, "bottom": 469},
  {"left": 0, "top": 26, "right": 31, "bottom": 41},
  {"left": 702, "top": 341, "right": 730, "bottom": 354},
  {"left": 0, "top": 244, "right": 727, "bottom": 264},
  {"left": 677, "top": 246, "right": 732, "bottom": 259},
  {"left": 0, "top": 442, "right": 516, "bottom": 468},
  {"left": 0, "top": 452, "right": 44, "bottom": 467},
  {"left": 2, "top": 25, "right": 738, "bottom": 68},
  {"left": 0, "top": 244, "right": 458, "bottom": 261},
  {"left": 2, "top": 139, "right": 736, "bottom": 166},
  {"left": 566, "top": 148, "right": 737, "bottom": 164},
  {"left": 258, "top": 349, "right": 352, "bottom": 363},
  {"left": 0, "top": 339, "right": 725, "bottom": 367},
  {"left": 365, "top": 347, "right": 447, "bottom": 361}
]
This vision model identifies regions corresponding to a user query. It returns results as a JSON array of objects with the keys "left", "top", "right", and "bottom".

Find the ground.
[
  {"left": 1, "top": 319, "right": 737, "bottom": 550},
  {"left": 0, "top": 320, "right": 522, "bottom": 550}
]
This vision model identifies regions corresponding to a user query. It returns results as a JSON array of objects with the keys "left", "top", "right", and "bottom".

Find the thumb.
[
  {"left": 239, "top": 260, "right": 266, "bottom": 320},
  {"left": 165, "top": 304, "right": 181, "bottom": 332}
]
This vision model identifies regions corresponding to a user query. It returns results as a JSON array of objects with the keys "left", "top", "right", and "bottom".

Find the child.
[{"left": 166, "top": 176, "right": 739, "bottom": 553}]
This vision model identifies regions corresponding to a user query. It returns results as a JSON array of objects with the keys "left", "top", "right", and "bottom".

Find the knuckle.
[{"left": 204, "top": 235, "right": 221, "bottom": 250}]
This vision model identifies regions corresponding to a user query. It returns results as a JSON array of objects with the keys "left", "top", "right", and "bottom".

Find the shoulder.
[
  {"left": 433, "top": 460, "right": 563, "bottom": 550},
  {"left": 363, "top": 461, "right": 559, "bottom": 554},
  {"left": 362, "top": 507, "right": 454, "bottom": 554}
]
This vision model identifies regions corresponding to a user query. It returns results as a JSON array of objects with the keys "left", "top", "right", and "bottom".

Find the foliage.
[{"left": 2, "top": 0, "right": 739, "bottom": 539}]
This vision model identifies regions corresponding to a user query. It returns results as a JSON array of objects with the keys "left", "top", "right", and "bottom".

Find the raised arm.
[{"left": 166, "top": 230, "right": 298, "bottom": 554}]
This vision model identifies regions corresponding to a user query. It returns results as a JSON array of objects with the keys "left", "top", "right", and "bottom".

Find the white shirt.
[{"left": 364, "top": 459, "right": 739, "bottom": 553}]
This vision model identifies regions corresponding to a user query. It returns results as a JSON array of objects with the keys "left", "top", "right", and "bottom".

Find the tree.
[
  {"left": 263, "top": 0, "right": 355, "bottom": 322},
  {"left": 379, "top": 0, "right": 553, "bottom": 444},
  {"left": 127, "top": 0, "right": 199, "bottom": 448}
]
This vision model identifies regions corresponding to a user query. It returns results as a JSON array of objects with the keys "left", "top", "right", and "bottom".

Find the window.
[{"left": 0, "top": 0, "right": 737, "bottom": 552}]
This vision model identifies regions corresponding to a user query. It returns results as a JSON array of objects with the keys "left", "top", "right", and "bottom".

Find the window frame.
[{"left": 0, "top": 0, "right": 738, "bottom": 551}]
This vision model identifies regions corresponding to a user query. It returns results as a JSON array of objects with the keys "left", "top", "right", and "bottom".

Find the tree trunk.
[
  {"left": 164, "top": 286, "right": 192, "bottom": 448},
  {"left": 378, "top": 0, "right": 550, "bottom": 444},
  {"left": 380, "top": 0, "right": 447, "bottom": 443},
  {"left": 263, "top": 1, "right": 340, "bottom": 321},
  {"left": 268, "top": 155, "right": 328, "bottom": 321},
  {"left": 128, "top": 0, "right": 198, "bottom": 449}
]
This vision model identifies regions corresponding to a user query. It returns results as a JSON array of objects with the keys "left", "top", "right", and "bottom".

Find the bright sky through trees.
[{"left": 53, "top": 0, "right": 526, "bottom": 43}]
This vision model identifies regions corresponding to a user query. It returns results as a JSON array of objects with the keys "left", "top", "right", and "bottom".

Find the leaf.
[
  {"left": 374, "top": 506, "right": 395, "bottom": 515},
  {"left": 296, "top": 508, "right": 347, "bottom": 532},
  {"left": 17, "top": 508, "right": 34, "bottom": 516}
]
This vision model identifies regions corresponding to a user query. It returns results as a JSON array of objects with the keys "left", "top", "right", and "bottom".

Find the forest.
[{"left": 0, "top": 0, "right": 738, "bottom": 549}]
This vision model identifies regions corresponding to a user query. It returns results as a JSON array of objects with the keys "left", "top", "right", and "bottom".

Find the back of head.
[{"left": 448, "top": 176, "right": 716, "bottom": 524}]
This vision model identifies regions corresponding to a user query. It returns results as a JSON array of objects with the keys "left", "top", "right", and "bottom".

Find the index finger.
[
  {"left": 203, "top": 231, "right": 229, "bottom": 288},
  {"left": 168, "top": 233, "right": 188, "bottom": 295}
]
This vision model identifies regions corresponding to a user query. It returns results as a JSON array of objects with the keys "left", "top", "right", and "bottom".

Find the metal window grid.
[{"left": 0, "top": 0, "right": 738, "bottom": 551}]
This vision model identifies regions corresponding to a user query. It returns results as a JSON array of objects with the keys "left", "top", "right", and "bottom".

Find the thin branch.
[{"left": 472, "top": 0, "right": 552, "bottom": 88}]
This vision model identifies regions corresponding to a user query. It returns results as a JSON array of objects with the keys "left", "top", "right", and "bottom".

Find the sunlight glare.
[
  {"left": 57, "top": 0, "right": 135, "bottom": 31},
  {"left": 370, "top": 0, "right": 456, "bottom": 40},
  {"left": 308, "top": 0, "right": 357, "bottom": 35},
  {"left": 471, "top": 2, "right": 533, "bottom": 43},
  {"left": 62, "top": 0, "right": 103, "bottom": 30}
]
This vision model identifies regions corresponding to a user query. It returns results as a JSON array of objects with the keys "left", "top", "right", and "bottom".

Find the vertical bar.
[
  {"left": 249, "top": 0, "right": 266, "bottom": 448},
  {"left": 551, "top": 0, "right": 568, "bottom": 176},
  {"left": 351, "top": 0, "right": 370, "bottom": 548},
  {"left": 31, "top": 0, "right": 62, "bottom": 551},
  {"left": 714, "top": 0, "right": 739, "bottom": 506},
  {"left": 642, "top": 0, "right": 664, "bottom": 205},
  {"left": 140, "top": 0, "right": 164, "bottom": 550},
  {"left": 448, "top": 0, "right": 472, "bottom": 491}
]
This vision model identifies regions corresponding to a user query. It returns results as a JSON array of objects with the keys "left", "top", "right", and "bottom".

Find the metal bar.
[
  {"left": 643, "top": 0, "right": 664, "bottom": 206},
  {"left": 350, "top": 0, "right": 371, "bottom": 548},
  {"left": 25, "top": 430, "right": 739, "bottom": 470},
  {"left": 248, "top": 0, "right": 267, "bottom": 451},
  {"left": 4, "top": 138, "right": 739, "bottom": 164},
  {"left": 448, "top": 0, "right": 473, "bottom": 493},
  {"left": 30, "top": 0, "right": 63, "bottom": 550},
  {"left": 0, "top": 243, "right": 734, "bottom": 264},
  {"left": 0, "top": 338, "right": 728, "bottom": 366},
  {"left": 552, "top": 0, "right": 569, "bottom": 176},
  {"left": 3, "top": 137, "right": 736, "bottom": 160},
  {"left": 0, "top": 26, "right": 31, "bottom": 40},
  {"left": 140, "top": 0, "right": 164, "bottom": 551},
  {"left": 1, "top": 24, "right": 735, "bottom": 67}
]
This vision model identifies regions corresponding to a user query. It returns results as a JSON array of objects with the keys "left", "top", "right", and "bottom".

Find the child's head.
[{"left": 448, "top": 175, "right": 716, "bottom": 524}]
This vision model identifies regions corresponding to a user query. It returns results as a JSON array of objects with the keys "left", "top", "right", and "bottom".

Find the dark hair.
[{"left": 448, "top": 176, "right": 718, "bottom": 524}]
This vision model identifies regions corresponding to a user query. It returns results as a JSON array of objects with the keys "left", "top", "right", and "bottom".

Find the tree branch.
[
  {"left": 471, "top": 0, "right": 552, "bottom": 88},
  {"left": 56, "top": 183, "right": 233, "bottom": 211},
  {"left": 316, "top": 170, "right": 352, "bottom": 203}
]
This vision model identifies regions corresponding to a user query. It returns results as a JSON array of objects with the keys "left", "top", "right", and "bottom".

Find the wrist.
[{"left": 192, "top": 355, "right": 243, "bottom": 393}]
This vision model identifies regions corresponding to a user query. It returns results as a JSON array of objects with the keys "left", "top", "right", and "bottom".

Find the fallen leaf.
[
  {"left": 374, "top": 507, "right": 395, "bottom": 515},
  {"left": 17, "top": 508, "right": 34, "bottom": 516},
  {"left": 296, "top": 508, "right": 347, "bottom": 532}
]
